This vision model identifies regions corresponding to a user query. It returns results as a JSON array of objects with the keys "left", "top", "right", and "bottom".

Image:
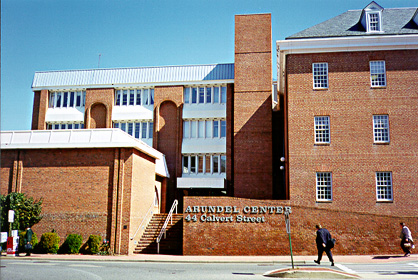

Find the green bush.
[
  {"left": 38, "top": 232, "right": 60, "bottom": 254},
  {"left": 86, "top": 235, "right": 102, "bottom": 254},
  {"left": 18, "top": 230, "right": 38, "bottom": 253},
  {"left": 58, "top": 234, "right": 83, "bottom": 254}
]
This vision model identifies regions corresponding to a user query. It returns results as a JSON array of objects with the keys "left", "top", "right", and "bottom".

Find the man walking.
[{"left": 314, "top": 224, "right": 335, "bottom": 266}]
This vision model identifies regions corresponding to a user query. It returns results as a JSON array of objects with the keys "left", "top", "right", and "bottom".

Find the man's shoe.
[
  {"left": 331, "top": 262, "right": 335, "bottom": 266},
  {"left": 314, "top": 260, "right": 320, "bottom": 264},
  {"left": 404, "top": 253, "right": 410, "bottom": 257}
]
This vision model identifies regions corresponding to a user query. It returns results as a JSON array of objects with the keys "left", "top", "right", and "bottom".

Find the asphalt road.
[{"left": 1, "top": 259, "right": 418, "bottom": 280}]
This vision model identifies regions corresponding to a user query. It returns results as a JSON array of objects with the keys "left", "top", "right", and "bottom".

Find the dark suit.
[{"left": 316, "top": 228, "right": 334, "bottom": 263}]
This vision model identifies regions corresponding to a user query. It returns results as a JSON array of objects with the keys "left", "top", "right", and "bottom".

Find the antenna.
[{"left": 98, "top": 54, "right": 101, "bottom": 68}]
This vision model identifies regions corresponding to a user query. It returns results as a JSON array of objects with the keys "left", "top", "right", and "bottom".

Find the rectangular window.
[
  {"left": 135, "top": 123, "right": 140, "bottom": 138},
  {"left": 376, "top": 172, "right": 393, "bottom": 201},
  {"left": 205, "top": 156, "right": 211, "bottom": 173},
  {"left": 184, "top": 88, "right": 190, "bottom": 104},
  {"left": 183, "top": 121, "right": 190, "bottom": 138},
  {"left": 128, "top": 123, "right": 133, "bottom": 136},
  {"left": 221, "top": 86, "right": 227, "bottom": 103},
  {"left": 49, "top": 93, "right": 55, "bottom": 108},
  {"left": 122, "top": 90, "right": 128, "bottom": 105},
  {"left": 370, "top": 61, "right": 386, "bottom": 87},
  {"left": 191, "top": 88, "right": 197, "bottom": 104},
  {"left": 198, "top": 155, "right": 204, "bottom": 173},
  {"left": 191, "top": 121, "right": 197, "bottom": 138},
  {"left": 220, "top": 155, "right": 226, "bottom": 173},
  {"left": 77, "top": 92, "right": 82, "bottom": 107},
  {"left": 67, "top": 124, "right": 72, "bottom": 129},
  {"left": 183, "top": 156, "right": 189, "bottom": 174},
  {"left": 313, "top": 63, "right": 328, "bottom": 89},
  {"left": 213, "top": 155, "right": 219, "bottom": 174},
  {"left": 129, "top": 90, "right": 135, "bottom": 105},
  {"left": 150, "top": 89, "right": 154, "bottom": 105},
  {"left": 314, "top": 116, "right": 330, "bottom": 144},
  {"left": 190, "top": 156, "right": 196, "bottom": 174},
  {"left": 74, "top": 123, "right": 79, "bottom": 129},
  {"left": 373, "top": 115, "right": 389, "bottom": 143},
  {"left": 121, "top": 123, "right": 126, "bottom": 132},
  {"left": 142, "top": 122, "right": 148, "bottom": 138},
  {"left": 149, "top": 122, "right": 153, "bottom": 138},
  {"left": 142, "top": 89, "right": 149, "bottom": 105},
  {"left": 114, "top": 122, "right": 119, "bottom": 129},
  {"left": 82, "top": 92, "right": 86, "bottom": 106},
  {"left": 198, "top": 121, "right": 205, "bottom": 138},
  {"left": 199, "top": 88, "right": 205, "bottom": 104},
  {"left": 63, "top": 92, "right": 68, "bottom": 107},
  {"left": 220, "top": 120, "right": 226, "bottom": 138},
  {"left": 70, "top": 92, "right": 75, "bottom": 107},
  {"left": 367, "top": 12, "right": 381, "bottom": 32},
  {"left": 213, "top": 120, "right": 219, "bottom": 138},
  {"left": 206, "top": 87, "right": 212, "bottom": 103},
  {"left": 316, "top": 172, "right": 332, "bottom": 201},
  {"left": 56, "top": 92, "right": 62, "bottom": 108},
  {"left": 136, "top": 89, "right": 141, "bottom": 105},
  {"left": 214, "top": 87, "right": 219, "bottom": 103},
  {"left": 205, "top": 121, "right": 212, "bottom": 138}
]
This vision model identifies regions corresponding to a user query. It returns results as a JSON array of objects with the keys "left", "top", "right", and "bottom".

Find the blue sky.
[{"left": 1, "top": 0, "right": 416, "bottom": 131}]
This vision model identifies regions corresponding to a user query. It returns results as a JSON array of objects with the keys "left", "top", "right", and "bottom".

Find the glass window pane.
[
  {"left": 190, "top": 156, "right": 196, "bottom": 174},
  {"left": 214, "top": 87, "right": 219, "bottom": 103},
  {"left": 122, "top": 90, "right": 128, "bottom": 105},
  {"left": 54, "top": 124, "right": 59, "bottom": 130},
  {"left": 184, "top": 88, "right": 190, "bottom": 104},
  {"left": 63, "top": 92, "right": 68, "bottom": 107},
  {"left": 220, "top": 120, "right": 226, "bottom": 137},
  {"left": 136, "top": 89, "right": 141, "bottom": 105},
  {"left": 142, "top": 89, "right": 149, "bottom": 105},
  {"left": 198, "top": 155, "right": 204, "bottom": 173},
  {"left": 56, "top": 93, "right": 62, "bottom": 108},
  {"left": 77, "top": 92, "right": 82, "bottom": 107},
  {"left": 150, "top": 89, "right": 154, "bottom": 105},
  {"left": 115, "top": 90, "right": 121, "bottom": 106},
  {"left": 191, "top": 121, "right": 197, "bottom": 138},
  {"left": 213, "top": 155, "right": 219, "bottom": 173},
  {"left": 128, "top": 123, "right": 133, "bottom": 136},
  {"left": 205, "top": 156, "right": 211, "bottom": 173},
  {"left": 82, "top": 91, "right": 86, "bottom": 106},
  {"left": 183, "top": 121, "right": 190, "bottom": 138},
  {"left": 220, "top": 155, "right": 226, "bottom": 173},
  {"left": 205, "top": 121, "right": 212, "bottom": 138},
  {"left": 198, "top": 121, "right": 205, "bottom": 138},
  {"left": 206, "top": 87, "right": 212, "bottom": 103},
  {"left": 67, "top": 124, "right": 72, "bottom": 129},
  {"left": 142, "top": 122, "right": 148, "bottom": 138},
  {"left": 74, "top": 123, "right": 79, "bottom": 129},
  {"left": 114, "top": 123, "right": 119, "bottom": 129},
  {"left": 70, "top": 92, "right": 75, "bottom": 107},
  {"left": 213, "top": 120, "right": 219, "bottom": 137},
  {"left": 121, "top": 123, "right": 126, "bottom": 132},
  {"left": 221, "top": 87, "right": 227, "bottom": 103},
  {"left": 191, "top": 88, "right": 197, "bottom": 104},
  {"left": 129, "top": 90, "right": 135, "bottom": 105},
  {"left": 149, "top": 122, "right": 153, "bottom": 138},
  {"left": 183, "top": 156, "right": 189, "bottom": 174},
  {"left": 199, "top": 88, "right": 205, "bottom": 103},
  {"left": 49, "top": 93, "right": 55, "bottom": 108},
  {"left": 135, "top": 123, "right": 140, "bottom": 138}
]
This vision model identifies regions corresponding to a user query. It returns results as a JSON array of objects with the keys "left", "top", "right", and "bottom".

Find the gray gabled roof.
[{"left": 287, "top": 6, "right": 418, "bottom": 39}]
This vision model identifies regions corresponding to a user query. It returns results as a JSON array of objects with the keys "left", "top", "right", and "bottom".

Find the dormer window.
[{"left": 367, "top": 12, "right": 381, "bottom": 32}]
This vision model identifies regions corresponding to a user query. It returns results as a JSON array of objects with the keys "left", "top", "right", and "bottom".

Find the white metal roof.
[
  {"left": 1, "top": 129, "right": 169, "bottom": 178},
  {"left": 32, "top": 64, "right": 234, "bottom": 90}
]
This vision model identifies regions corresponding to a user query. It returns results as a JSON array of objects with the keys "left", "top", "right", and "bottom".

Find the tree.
[{"left": 0, "top": 192, "right": 43, "bottom": 232}]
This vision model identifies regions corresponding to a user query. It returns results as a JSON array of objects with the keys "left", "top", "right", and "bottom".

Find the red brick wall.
[
  {"left": 285, "top": 50, "right": 418, "bottom": 217},
  {"left": 85, "top": 88, "right": 114, "bottom": 129},
  {"left": 31, "top": 90, "right": 48, "bottom": 130},
  {"left": 183, "top": 197, "right": 418, "bottom": 256},
  {"left": 233, "top": 14, "right": 273, "bottom": 199}
]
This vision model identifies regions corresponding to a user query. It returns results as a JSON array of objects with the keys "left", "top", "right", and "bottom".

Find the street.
[{"left": 1, "top": 259, "right": 417, "bottom": 280}]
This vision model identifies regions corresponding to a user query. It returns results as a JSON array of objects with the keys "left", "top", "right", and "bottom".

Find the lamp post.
[{"left": 284, "top": 209, "right": 294, "bottom": 269}]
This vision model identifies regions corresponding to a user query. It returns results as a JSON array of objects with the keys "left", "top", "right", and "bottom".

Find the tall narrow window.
[
  {"left": 135, "top": 123, "right": 140, "bottom": 138},
  {"left": 56, "top": 93, "right": 62, "bottom": 108},
  {"left": 199, "top": 88, "right": 205, "bottom": 104},
  {"left": 49, "top": 93, "right": 55, "bottom": 108},
  {"left": 205, "top": 121, "right": 212, "bottom": 138},
  {"left": 220, "top": 120, "right": 226, "bottom": 138},
  {"left": 142, "top": 122, "right": 148, "bottom": 138},
  {"left": 190, "top": 156, "right": 196, "bottom": 174},
  {"left": 205, "top": 156, "right": 211, "bottom": 173},
  {"left": 213, "top": 155, "right": 219, "bottom": 173},
  {"left": 129, "top": 90, "right": 135, "bottom": 105},
  {"left": 184, "top": 88, "right": 190, "bottom": 104},
  {"left": 221, "top": 87, "right": 227, "bottom": 103},
  {"left": 150, "top": 89, "right": 154, "bottom": 105},
  {"left": 183, "top": 121, "right": 190, "bottom": 138},
  {"left": 220, "top": 155, "right": 226, "bottom": 173},
  {"left": 314, "top": 116, "right": 330, "bottom": 144},
  {"left": 136, "top": 89, "right": 141, "bottom": 105},
  {"left": 128, "top": 123, "right": 133, "bottom": 136},
  {"left": 198, "top": 156, "right": 204, "bottom": 173},
  {"left": 190, "top": 121, "right": 197, "bottom": 138},
  {"left": 316, "top": 172, "right": 332, "bottom": 201},
  {"left": 70, "top": 92, "right": 75, "bottom": 107},
  {"left": 214, "top": 87, "right": 220, "bottom": 103},
  {"left": 313, "top": 63, "right": 328, "bottom": 89},
  {"left": 213, "top": 120, "right": 219, "bottom": 138},
  {"left": 373, "top": 115, "right": 389, "bottom": 143},
  {"left": 63, "top": 92, "right": 68, "bottom": 107},
  {"left": 367, "top": 12, "right": 381, "bottom": 32},
  {"left": 77, "top": 92, "right": 82, "bottom": 107},
  {"left": 149, "top": 122, "right": 153, "bottom": 138},
  {"left": 206, "top": 87, "right": 212, "bottom": 103},
  {"left": 370, "top": 61, "right": 386, "bottom": 87},
  {"left": 376, "top": 172, "right": 393, "bottom": 201},
  {"left": 198, "top": 121, "right": 205, "bottom": 138},
  {"left": 183, "top": 156, "right": 189, "bottom": 174},
  {"left": 191, "top": 88, "right": 197, "bottom": 104}
]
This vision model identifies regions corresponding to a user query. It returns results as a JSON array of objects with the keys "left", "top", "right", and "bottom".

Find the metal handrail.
[
  {"left": 156, "top": 199, "right": 178, "bottom": 254},
  {"left": 130, "top": 201, "right": 155, "bottom": 240}
]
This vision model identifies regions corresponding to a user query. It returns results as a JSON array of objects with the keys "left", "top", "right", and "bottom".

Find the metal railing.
[
  {"left": 156, "top": 199, "right": 178, "bottom": 254},
  {"left": 130, "top": 201, "right": 155, "bottom": 241}
]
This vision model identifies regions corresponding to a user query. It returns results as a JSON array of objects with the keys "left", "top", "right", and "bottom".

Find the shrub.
[
  {"left": 58, "top": 234, "right": 83, "bottom": 254},
  {"left": 38, "top": 232, "right": 60, "bottom": 254},
  {"left": 18, "top": 230, "right": 38, "bottom": 253},
  {"left": 85, "top": 235, "right": 101, "bottom": 254}
]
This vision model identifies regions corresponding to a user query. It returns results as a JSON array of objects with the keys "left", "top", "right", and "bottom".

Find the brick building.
[{"left": 1, "top": 2, "right": 417, "bottom": 256}]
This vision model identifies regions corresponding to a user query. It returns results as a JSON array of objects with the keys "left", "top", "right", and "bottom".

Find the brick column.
[{"left": 31, "top": 90, "right": 49, "bottom": 130}]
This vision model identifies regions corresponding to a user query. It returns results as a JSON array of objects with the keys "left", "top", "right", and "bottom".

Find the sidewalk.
[{"left": 1, "top": 252, "right": 416, "bottom": 264}]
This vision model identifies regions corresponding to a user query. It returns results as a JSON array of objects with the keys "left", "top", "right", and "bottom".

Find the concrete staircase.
[{"left": 133, "top": 213, "right": 183, "bottom": 255}]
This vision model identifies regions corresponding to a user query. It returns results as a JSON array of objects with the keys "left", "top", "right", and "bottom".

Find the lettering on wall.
[{"left": 184, "top": 205, "right": 291, "bottom": 223}]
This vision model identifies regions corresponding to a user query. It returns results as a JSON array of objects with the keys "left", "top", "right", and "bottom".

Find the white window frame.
[
  {"left": 314, "top": 116, "right": 330, "bottom": 144},
  {"left": 182, "top": 154, "right": 226, "bottom": 175},
  {"left": 49, "top": 91, "right": 86, "bottom": 108},
  {"left": 376, "top": 172, "right": 393, "bottom": 201},
  {"left": 183, "top": 119, "right": 226, "bottom": 139},
  {"left": 47, "top": 122, "right": 84, "bottom": 130},
  {"left": 114, "top": 88, "right": 154, "bottom": 106},
  {"left": 370, "top": 61, "right": 386, "bottom": 87},
  {"left": 366, "top": 11, "right": 382, "bottom": 33},
  {"left": 183, "top": 86, "right": 227, "bottom": 104},
  {"left": 313, "top": 63, "right": 328, "bottom": 89},
  {"left": 316, "top": 172, "right": 332, "bottom": 202},
  {"left": 113, "top": 121, "right": 153, "bottom": 139},
  {"left": 373, "top": 115, "right": 389, "bottom": 143}
]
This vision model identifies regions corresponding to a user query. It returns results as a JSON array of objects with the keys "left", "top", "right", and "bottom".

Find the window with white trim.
[
  {"left": 115, "top": 88, "right": 154, "bottom": 106},
  {"left": 47, "top": 122, "right": 84, "bottom": 130},
  {"left": 314, "top": 116, "right": 330, "bottom": 144},
  {"left": 373, "top": 115, "right": 389, "bottom": 143},
  {"left": 313, "top": 63, "right": 328, "bottom": 89},
  {"left": 182, "top": 154, "right": 226, "bottom": 175},
  {"left": 183, "top": 119, "right": 226, "bottom": 139},
  {"left": 376, "top": 172, "right": 393, "bottom": 201},
  {"left": 370, "top": 61, "right": 386, "bottom": 87},
  {"left": 316, "top": 172, "right": 332, "bottom": 201},
  {"left": 113, "top": 121, "right": 153, "bottom": 139},
  {"left": 49, "top": 91, "right": 86, "bottom": 108},
  {"left": 184, "top": 86, "right": 227, "bottom": 104},
  {"left": 367, "top": 12, "right": 381, "bottom": 32}
]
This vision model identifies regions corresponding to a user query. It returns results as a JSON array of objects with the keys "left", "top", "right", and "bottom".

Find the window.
[
  {"left": 113, "top": 121, "right": 153, "bottom": 139},
  {"left": 183, "top": 119, "right": 226, "bottom": 139},
  {"left": 183, "top": 86, "right": 227, "bottom": 104},
  {"left": 316, "top": 172, "right": 332, "bottom": 201},
  {"left": 184, "top": 88, "right": 190, "bottom": 104},
  {"left": 47, "top": 122, "right": 84, "bottom": 130},
  {"left": 314, "top": 116, "right": 330, "bottom": 144},
  {"left": 373, "top": 115, "right": 389, "bottom": 143},
  {"left": 370, "top": 61, "right": 386, "bottom": 87},
  {"left": 367, "top": 12, "right": 381, "bottom": 32},
  {"left": 313, "top": 63, "right": 328, "bottom": 89},
  {"left": 182, "top": 154, "right": 226, "bottom": 175},
  {"left": 376, "top": 172, "right": 393, "bottom": 201},
  {"left": 114, "top": 88, "right": 154, "bottom": 106}
]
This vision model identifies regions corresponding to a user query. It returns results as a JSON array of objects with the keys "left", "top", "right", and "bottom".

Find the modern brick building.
[{"left": 1, "top": 2, "right": 417, "bottom": 256}]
